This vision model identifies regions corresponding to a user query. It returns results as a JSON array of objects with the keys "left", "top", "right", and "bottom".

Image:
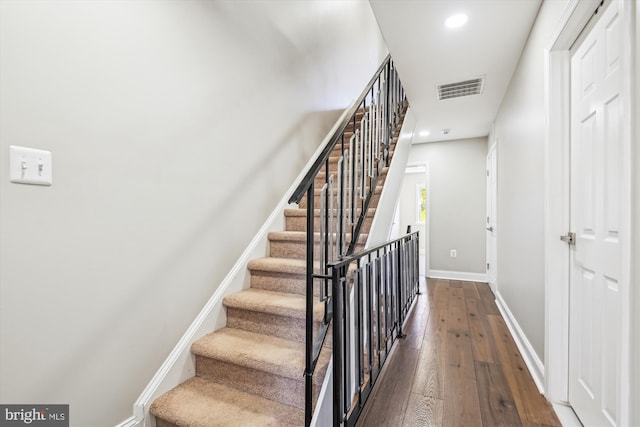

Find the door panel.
[{"left": 569, "top": 1, "right": 623, "bottom": 426}]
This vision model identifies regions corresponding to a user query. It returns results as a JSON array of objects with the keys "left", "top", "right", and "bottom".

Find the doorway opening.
[{"left": 396, "top": 163, "right": 428, "bottom": 276}]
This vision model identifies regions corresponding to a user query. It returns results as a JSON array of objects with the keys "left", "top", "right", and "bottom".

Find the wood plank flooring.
[{"left": 356, "top": 278, "right": 561, "bottom": 427}]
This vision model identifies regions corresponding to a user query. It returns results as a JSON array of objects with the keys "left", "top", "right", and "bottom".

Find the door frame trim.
[
  {"left": 404, "top": 162, "right": 429, "bottom": 276},
  {"left": 544, "top": 1, "right": 635, "bottom": 424},
  {"left": 486, "top": 142, "right": 498, "bottom": 295}
]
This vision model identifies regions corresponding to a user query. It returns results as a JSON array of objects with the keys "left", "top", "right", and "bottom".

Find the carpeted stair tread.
[
  {"left": 150, "top": 377, "right": 303, "bottom": 427},
  {"left": 224, "top": 288, "right": 322, "bottom": 320},
  {"left": 191, "top": 327, "right": 306, "bottom": 380},
  {"left": 247, "top": 257, "right": 307, "bottom": 275}
]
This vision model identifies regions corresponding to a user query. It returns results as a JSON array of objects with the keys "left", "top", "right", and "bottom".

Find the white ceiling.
[{"left": 369, "top": 0, "right": 542, "bottom": 144}]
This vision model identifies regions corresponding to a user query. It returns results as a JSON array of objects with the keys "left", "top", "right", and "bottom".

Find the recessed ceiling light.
[
  {"left": 419, "top": 130, "right": 430, "bottom": 137},
  {"left": 445, "top": 14, "right": 468, "bottom": 29}
]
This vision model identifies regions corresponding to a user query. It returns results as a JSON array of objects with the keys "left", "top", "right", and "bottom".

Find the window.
[{"left": 416, "top": 184, "right": 426, "bottom": 223}]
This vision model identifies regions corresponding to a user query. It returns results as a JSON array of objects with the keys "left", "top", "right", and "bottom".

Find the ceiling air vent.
[{"left": 437, "top": 77, "right": 484, "bottom": 100}]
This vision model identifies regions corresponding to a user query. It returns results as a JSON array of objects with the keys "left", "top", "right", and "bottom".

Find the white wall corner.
[
  {"left": 634, "top": 3, "right": 640, "bottom": 425},
  {"left": 366, "top": 108, "right": 417, "bottom": 248},
  {"left": 495, "top": 291, "right": 545, "bottom": 393}
]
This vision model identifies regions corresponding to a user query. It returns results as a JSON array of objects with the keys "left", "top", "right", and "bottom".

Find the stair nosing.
[{"left": 247, "top": 257, "right": 307, "bottom": 274}]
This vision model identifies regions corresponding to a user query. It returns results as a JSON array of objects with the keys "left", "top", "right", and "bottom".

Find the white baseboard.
[
  {"left": 494, "top": 291, "right": 545, "bottom": 393},
  {"left": 552, "top": 403, "right": 582, "bottom": 427},
  {"left": 427, "top": 269, "right": 487, "bottom": 282},
  {"left": 114, "top": 416, "right": 141, "bottom": 427}
]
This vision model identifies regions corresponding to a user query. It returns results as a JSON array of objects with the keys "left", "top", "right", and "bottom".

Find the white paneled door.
[{"left": 569, "top": 1, "right": 627, "bottom": 426}]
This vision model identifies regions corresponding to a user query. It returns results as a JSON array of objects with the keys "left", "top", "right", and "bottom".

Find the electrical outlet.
[{"left": 450, "top": 249, "right": 457, "bottom": 258}]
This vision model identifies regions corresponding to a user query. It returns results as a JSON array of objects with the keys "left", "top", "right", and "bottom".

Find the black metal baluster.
[
  {"left": 397, "top": 241, "right": 406, "bottom": 339},
  {"left": 332, "top": 267, "right": 343, "bottom": 426},
  {"left": 344, "top": 273, "right": 351, "bottom": 417},
  {"left": 304, "top": 183, "right": 314, "bottom": 427},
  {"left": 376, "top": 254, "right": 386, "bottom": 361},
  {"left": 356, "top": 267, "right": 364, "bottom": 399},
  {"left": 367, "top": 257, "right": 374, "bottom": 380}
]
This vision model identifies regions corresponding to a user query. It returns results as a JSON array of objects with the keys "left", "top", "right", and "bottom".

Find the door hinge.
[
  {"left": 487, "top": 263, "right": 490, "bottom": 271},
  {"left": 560, "top": 232, "right": 576, "bottom": 246}
]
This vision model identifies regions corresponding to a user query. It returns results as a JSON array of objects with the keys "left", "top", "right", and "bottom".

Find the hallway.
[{"left": 356, "top": 278, "right": 561, "bottom": 427}]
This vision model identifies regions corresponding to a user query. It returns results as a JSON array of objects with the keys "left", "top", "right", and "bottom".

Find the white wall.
[
  {"left": 366, "top": 109, "right": 417, "bottom": 247},
  {"left": 492, "top": 0, "right": 569, "bottom": 364},
  {"left": 634, "top": 3, "right": 640, "bottom": 424},
  {"left": 407, "top": 137, "right": 487, "bottom": 275},
  {"left": 0, "top": 1, "right": 387, "bottom": 425}
]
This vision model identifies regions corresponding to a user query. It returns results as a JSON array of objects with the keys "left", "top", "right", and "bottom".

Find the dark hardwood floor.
[{"left": 355, "top": 278, "right": 561, "bottom": 427}]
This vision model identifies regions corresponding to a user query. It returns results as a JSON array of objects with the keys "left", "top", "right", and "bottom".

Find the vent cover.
[{"left": 437, "top": 77, "right": 484, "bottom": 100}]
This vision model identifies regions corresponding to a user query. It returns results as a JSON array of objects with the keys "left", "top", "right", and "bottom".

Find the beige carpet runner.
[{"left": 150, "top": 110, "right": 404, "bottom": 427}]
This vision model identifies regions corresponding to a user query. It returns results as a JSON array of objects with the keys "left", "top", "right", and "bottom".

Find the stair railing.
[
  {"left": 329, "top": 231, "right": 420, "bottom": 426},
  {"left": 288, "top": 55, "right": 407, "bottom": 426}
]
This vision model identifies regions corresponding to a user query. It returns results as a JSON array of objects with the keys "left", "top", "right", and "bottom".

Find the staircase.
[{"left": 149, "top": 109, "right": 402, "bottom": 426}]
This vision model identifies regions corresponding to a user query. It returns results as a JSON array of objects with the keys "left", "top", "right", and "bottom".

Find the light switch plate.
[{"left": 9, "top": 145, "right": 53, "bottom": 185}]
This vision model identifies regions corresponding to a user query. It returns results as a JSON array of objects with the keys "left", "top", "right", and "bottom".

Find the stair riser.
[
  {"left": 315, "top": 171, "right": 388, "bottom": 185},
  {"left": 270, "top": 240, "right": 365, "bottom": 260},
  {"left": 249, "top": 270, "right": 308, "bottom": 295},
  {"left": 329, "top": 141, "right": 389, "bottom": 153},
  {"left": 226, "top": 308, "right": 305, "bottom": 342},
  {"left": 286, "top": 215, "right": 373, "bottom": 232},
  {"left": 195, "top": 357, "right": 319, "bottom": 410},
  {"left": 299, "top": 191, "right": 381, "bottom": 209},
  {"left": 226, "top": 308, "right": 332, "bottom": 344},
  {"left": 327, "top": 142, "right": 391, "bottom": 155},
  {"left": 249, "top": 270, "right": 325, "bottom": 297},
  {"left": 325, "top": 153, "right": 390, "bottom": 168},
  {"left": 331, "top": 142, "right": 388, "bottom": 155},
  {"left": 326, "top": 141, "right": 382, "bottom": 153}
]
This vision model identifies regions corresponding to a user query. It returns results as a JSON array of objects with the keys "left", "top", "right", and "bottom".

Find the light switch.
[{"left": 9, "top": 145, "right": 53, "bottom": 186}]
